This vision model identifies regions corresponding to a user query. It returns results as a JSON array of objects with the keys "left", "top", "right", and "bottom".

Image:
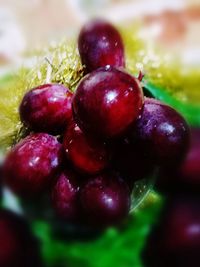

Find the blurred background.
[
  {"left": 0, "top": 1, "right": 200, "bottom": 267},
  {"left": 0, "top": 0, "right": 200, "bottom": 68}
]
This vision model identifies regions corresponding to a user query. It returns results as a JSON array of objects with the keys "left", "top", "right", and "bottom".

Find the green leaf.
[
  {"left": 144, "top": 82, "right": 200, "bottom": 127},
  {"left": 32, "top": 192, "right": 162, "bottom": 267}
]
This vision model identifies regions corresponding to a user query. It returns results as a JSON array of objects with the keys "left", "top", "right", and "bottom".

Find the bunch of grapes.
[{"left": 0, "top": 19, "right": 192, "bottom": 266}]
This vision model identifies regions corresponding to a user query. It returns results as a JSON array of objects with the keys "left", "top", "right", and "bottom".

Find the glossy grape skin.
[
  {"left": 52, "top": 170, "right": 80, "bottom": 222},
  {"left": 20, "top": 84, "right": 73, "bottom": 134},
  {"left": 73, "top": 67, "right": 144, "bottom": 139},
  {"left": 80, "top": 172, "right": 130, "bottom": 227},
  {"left": 132, "top": 98, "right": 190, "bottom": 167},
  {"left": 0, "top": 209, "right": 42, "bottom": 267},
  {"left": 63, "top": 121, "right": 109, "bottom": 175},
  {"left": 3, "top": 133, "right": 63, "bottom": 197},
  {"left": 78, "top": 19, "right": 125, "bottom": 73},
  {"left": 143, "top": 195, "right": 200, "bottom": 267}
]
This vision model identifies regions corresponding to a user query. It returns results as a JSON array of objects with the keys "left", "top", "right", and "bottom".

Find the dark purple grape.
[
  {"left": 0, "top": 209, "right": 42, "bottom": 267},
  {"left": 78, "top": 19, "right": 125, "bottom": 73},
  {"left": 63, "top": 120, "right": 109, "bottom": 175},
  {"left": 73, "top": 66, "right": 144, "bottom": 139},
  {"left": 52, "top": 170, "right": 80, "bottom": 222},
  {"left": 179, "top": 128, "right": 200, "bottom": 186},
  {"left": 156, "top": 128, "right": 200, "bottom": 193},
  {"left": 132, "top": 98, "right": 190, "bottom": 167},
  {"left": 111, "top": 137, "right": 155, "bottom": 189},
  {"left": 143, "top": 195, "right": 200, "bottom": 267},
  {"left": 20, "top": 83, "right": 73, "bottom": 134},
  {"left": 80, "top": 172, "right": 130, "bottom": 227},
  {"left": 3, "top": 133, "right": 63, "bottom": 197}
]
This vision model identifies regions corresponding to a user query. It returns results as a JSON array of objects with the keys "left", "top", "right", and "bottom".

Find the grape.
[
  {"left": 78, "top": 19, "right": 125, "bottom": 73},
  {"left": 156, "top": 128, "right": 200, "bottom": 193},
  {"left": 52, "top": 170, "right": 80, "bottom": 222},
  {"left": 3, "top": 133, "right": 63, "bottom": 197},
  {"left": 179, "top": 128, "right": 200, "bottom": 186},
  {"left": 143, "top": 195, "right": 200, "bottom": 267},
  {"left": 63, "top": 120, "right": 109, "bottom": 174},
  {"left": 80, "top": 172, "right": 130, "bottom": 227},
  {"left": 132, "top": 98, "right": 190, "bottom": 167},
  {"left": 0, "top": 209, "right": 42, "bottom": 267},
  {"left": 20, "top": 84, "right": 73, "bottom": 134},
  {"left": 111, "top": 137, "right": 155, "bottom": 189},
  {"left": 73, "top": 66, "right": 143, "bottom": 139}
]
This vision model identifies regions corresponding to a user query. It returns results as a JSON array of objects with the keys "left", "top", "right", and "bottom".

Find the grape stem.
[{"left": 138, "top": 70, "right": 145, "bottom": 82}]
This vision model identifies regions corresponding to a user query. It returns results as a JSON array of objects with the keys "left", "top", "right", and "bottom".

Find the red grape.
[
  {"left": 20, "top": 84, "right": 73, "bottom": 134},
  {"left": 0, "top": 209, "right": 42, "bottom": 267},
  {"left": 132, "top": 98, "right": 190, "bottom": 167},
  {"left": 52, "top": 170, "right": 80, "bottom": 222},
  {"left": 143, "top": 195, "right": 200, "bottom": 267},
  {"left": 3, "top": 133, "right": 63, "bottom": 197},
  {"left": 63, "top": 121, "right": 109, "bottom": 174},
  {"left": 156, "top": 128, "right": 200, "bottom": 193},
  {"left": 80, "top": 172, "right": 130, "bottom": 227},
  {"left": 73, "top": 66, "right": 144, "bottom": 139},
  {"left": 78, "top": 19, "right": 125, "bottom": 73}
]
